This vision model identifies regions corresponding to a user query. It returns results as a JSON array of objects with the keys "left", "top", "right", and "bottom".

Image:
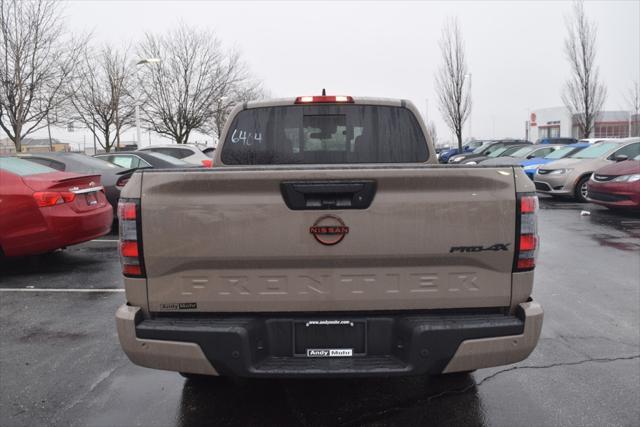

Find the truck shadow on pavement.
[
  {"left": 177, "top": 373, "right": 485, "bottom": 427},
  {"left": 0, "top": 249, "right": 109, "bottom": 278}
]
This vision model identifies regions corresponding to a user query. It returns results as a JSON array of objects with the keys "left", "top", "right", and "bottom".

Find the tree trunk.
[
  {"left": 584, "top": 116, "right": 592, "bottom": 138},
  {"left": 14, "top": 124, "right": 22, "bottom": 152},
  {"left": 104, "top": 128, "right": 111, "bottom": 153},
  {"left": 47, "top": 115, "right": 53, "bottom": 151},
  {"left": 14, "top": 135, "right": 22, "bottom": 153},
  {"left": 115, "top": 107, "right": 121, "bottom": 151}
]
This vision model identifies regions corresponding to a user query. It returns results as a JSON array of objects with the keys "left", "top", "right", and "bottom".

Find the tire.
[{"left": 574, "top": 175, "right": 590, "bottom": 203}]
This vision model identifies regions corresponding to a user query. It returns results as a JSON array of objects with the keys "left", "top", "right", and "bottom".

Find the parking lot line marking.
[{"left": 0, "top": 288, "right": 125, "bottom": 293}]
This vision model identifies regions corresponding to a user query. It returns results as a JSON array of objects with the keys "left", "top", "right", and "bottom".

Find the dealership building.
[{"left": 528, "top": 107, "right": 639, "bottom": 141}]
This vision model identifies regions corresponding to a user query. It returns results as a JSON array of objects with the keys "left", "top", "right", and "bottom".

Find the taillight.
[
  {"left": 201, "top": 159, "right": 213, "bottom": 167},
  {"left": 294, "top": 95, "right": 354, "bottom": 104},
  {"left": 116, "top": 176, "right": 129, "bottom": 188},
  {"left": 514, "top": 193, "right": 539, "bottom": 271},
  {"left": 33, "top": 191, "right": 76, "bottom": 207},
  {"left": 118, "top": 199, "right": 145, "bottom": 278}
]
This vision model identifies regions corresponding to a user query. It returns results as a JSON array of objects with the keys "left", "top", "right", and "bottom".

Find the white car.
[
  {"left": 578, "top": 138, "right": 609, "bottom": 144},
  {"left": 138, "top": 144, "right": 212, "bottom": 166}
]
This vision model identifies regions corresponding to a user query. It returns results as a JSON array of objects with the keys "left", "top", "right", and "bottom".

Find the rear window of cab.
[
  {"left": 221, "top": 105, "right": 428, "bottom": 165},
  {"left": 0, "top": 157, "right": 57, "bottom": 176}
]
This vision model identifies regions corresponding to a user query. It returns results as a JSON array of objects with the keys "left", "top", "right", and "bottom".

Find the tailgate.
[{"left": 140, "top": 166, "right": 517, "bottom": 312}]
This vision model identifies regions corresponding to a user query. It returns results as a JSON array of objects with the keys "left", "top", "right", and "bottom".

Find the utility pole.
[{"left": 135, "top": 58, "right": 161, "bottom": 147}]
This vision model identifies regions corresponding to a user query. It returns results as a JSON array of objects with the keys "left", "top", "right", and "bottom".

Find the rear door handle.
[{"left": 280, "top": 180, "right": 377, "bottom": 210}]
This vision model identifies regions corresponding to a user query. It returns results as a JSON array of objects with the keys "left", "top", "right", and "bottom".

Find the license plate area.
[
  {"left": 293, "top": 320, "right": 366, "bottom": 356},
  {"left": 84, "top": 192, "right": 98, "bottom": 206}
]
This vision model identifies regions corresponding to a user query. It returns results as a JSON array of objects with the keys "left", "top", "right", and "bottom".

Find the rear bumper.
[
  {"left": 116, "top": 301, "right": 543, "bottom": 378},
  {"left": 3, "top": 204, "right": 113, "bottom": 256}
]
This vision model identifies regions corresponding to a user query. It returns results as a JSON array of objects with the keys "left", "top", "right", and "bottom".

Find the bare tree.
[
  {"left": 66, "top": 46, "right": 135, "bottom": 152},
  {"left": 427, "top": 121, "right": 438, "bottom": 146},
  {"left": 435, "top": 18, "right": 471, "bottom": 152},
  {"left": 137, "top": 24, "right": 256, "bottom": 144},
  {"left": 625, "top": 81, "right": 639, "bottom": 137},
  {"left": 562, "top": 0, "right": 606, "bottom": 138},
  {"left": 0, "top": 0, "right": 86, "bottom": 151},
  {"left": 210, "top": 80, "right": 266, "bottom": 143}
]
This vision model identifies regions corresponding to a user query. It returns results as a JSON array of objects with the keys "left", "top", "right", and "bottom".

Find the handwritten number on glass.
[{"left": 231, "top": 129, "right": 263, "bottom": 145}]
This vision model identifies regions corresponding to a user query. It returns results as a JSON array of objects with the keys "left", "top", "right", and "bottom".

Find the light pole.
[{"left": 135, "top": 58, "right": 161, "bottom": 147}]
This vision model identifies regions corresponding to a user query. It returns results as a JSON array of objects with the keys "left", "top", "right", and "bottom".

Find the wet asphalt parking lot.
[{"left": 1, "top": 197, "right": 639, "bottom": 427}]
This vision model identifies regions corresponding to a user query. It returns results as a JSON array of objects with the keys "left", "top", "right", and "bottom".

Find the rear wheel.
[{"left": 574, "top": 175, "right": 590, "bottom": 203}]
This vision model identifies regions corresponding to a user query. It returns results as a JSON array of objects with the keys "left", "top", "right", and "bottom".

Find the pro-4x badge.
[
  {"left": 310, "top": 215, "right": 349, "bottom": 246},
  {"left": 449, "top": 243, "right": 510, "bottom": 253}
]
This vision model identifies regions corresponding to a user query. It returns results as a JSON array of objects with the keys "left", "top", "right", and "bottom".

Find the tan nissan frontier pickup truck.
[{"left": 116, "top": 95, "right": 543, "bottom": 378}]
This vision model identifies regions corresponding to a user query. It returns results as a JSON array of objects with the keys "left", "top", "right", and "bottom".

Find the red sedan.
[
  {"left": 0, "top": 157, "right": 113, "bottom": 257},
  {"left": 587, "top": 157, "right": 640, "bottom": 211}
]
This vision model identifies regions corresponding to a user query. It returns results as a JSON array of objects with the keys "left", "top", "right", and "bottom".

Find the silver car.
[
  {"left": 533, "top": 138, "right": 640, "bottom": 202},
  {"left": 137, "top": 144, "right": 212, "bottom": 166}
]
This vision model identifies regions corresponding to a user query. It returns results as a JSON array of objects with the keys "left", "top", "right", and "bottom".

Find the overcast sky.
[{"left": 66, "top": 0, "right": 639, "bottom": 143}]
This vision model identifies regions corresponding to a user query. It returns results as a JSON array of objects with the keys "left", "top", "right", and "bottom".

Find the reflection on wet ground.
[
  {"left": 539, "top": 196, "right": 640, "bottom": 251},
  {"left": 177, "top": 373, "right": 483, "bottom": 427}
]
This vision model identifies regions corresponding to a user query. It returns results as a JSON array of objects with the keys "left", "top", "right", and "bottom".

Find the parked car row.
[
  {"left": 439, "top": 137, "right": 583, "bottom": 165},
  {"left": 439, "top": 137, "right": 638, "bottom": 209},
  {"left": 534, "top": 138, "right": 639, "bottom": 206},
  {"left": 447, "top": 139, "right": 531, "bottom": 164},
  {"left": 0, "top": 143, "right": 214, "bottom": 257},
  {"left": 521, "top": 143, "right": 591, "bottom": 179},
  {"left": 437, "top": 140, "right": 484, "bottom": 163}
]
